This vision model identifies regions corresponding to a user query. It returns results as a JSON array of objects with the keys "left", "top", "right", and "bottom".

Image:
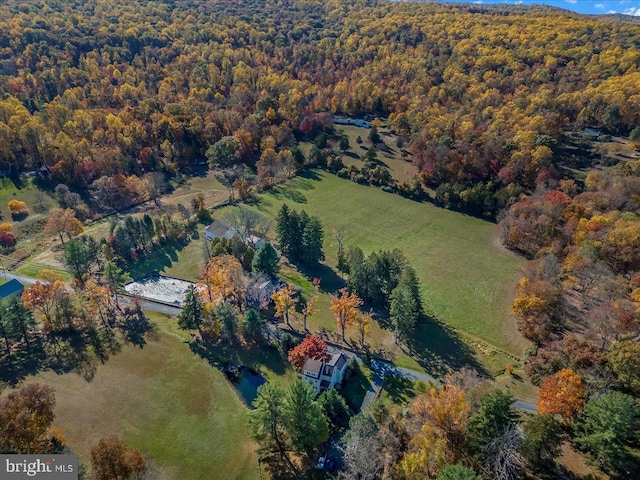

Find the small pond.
[{"left": 224, "top": 365, "right": 266, "bottom": 407}]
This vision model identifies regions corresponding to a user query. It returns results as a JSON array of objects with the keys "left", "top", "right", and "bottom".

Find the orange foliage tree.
[
  {"left": 511, "top": 278, "right": 560, "bottom": 344},
  {"left": 21, "top": 280, "right": 67, "bottom": 331},
  {"left": 537, "top": 368, "right": 587, "bottom": 422},
  {"left": 287, "top": 335, "right": 329, "bottom": 371},
  {"left": 330, "top": 288, "right": 363, "bottom": 342}
]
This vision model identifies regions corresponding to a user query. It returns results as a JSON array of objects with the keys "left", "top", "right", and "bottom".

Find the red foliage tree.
[
  {"left": 299, "top": 116, "right": 314, "bottom": 135},
  {"left": 287, "top": 334, "right": 329, "bottom": 371},
  {"left": 0, "top": 231, "right": 16, "bottom": 248}
]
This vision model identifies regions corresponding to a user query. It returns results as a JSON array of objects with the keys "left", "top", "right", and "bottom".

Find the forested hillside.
[{"left": 1, "top": 0, "right": 639, "bottom": 216}]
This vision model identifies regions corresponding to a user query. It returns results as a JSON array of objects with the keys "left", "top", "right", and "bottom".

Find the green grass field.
[
  {"left": 225, "top": 171, "right": 528, "bottom": 358},
  {"left": 23, "top": 313, "right": 260, "bottom": 480}
]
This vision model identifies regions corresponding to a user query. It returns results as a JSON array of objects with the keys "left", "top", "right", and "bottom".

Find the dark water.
[{"left": 231, "top": 367, "right": 266, "bottom": 407}]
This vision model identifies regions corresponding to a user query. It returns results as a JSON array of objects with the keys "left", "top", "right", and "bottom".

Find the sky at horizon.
[{"left": 431, "top": 0, "right": 640, "bottom": 16}]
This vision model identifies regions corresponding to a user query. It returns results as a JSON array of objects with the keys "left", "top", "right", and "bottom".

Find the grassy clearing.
[
  {"left": 222, "top": 171, "right": 527, "bottom": 358},
  {"left": 161, "top": 172, "right": 228, "bottom": 209},
  {"left": 332, "top": 124, "right": 418, "bottom": 183},
  {"left": 161, "top": 235, "right": 208, "bottom": 282},
  {"left": 0, "top": 177, "right": 55, "bottom": 223},
  {"left": 22, "top": 312, "right": 260, "bottom": 480},
  {"left": 494, "top": 370, "right": 539, "bottom": 403}
]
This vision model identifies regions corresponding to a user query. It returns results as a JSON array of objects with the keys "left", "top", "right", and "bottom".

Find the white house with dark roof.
[{"left": 302, "top": 352, "right": 350, "bottom": 393}]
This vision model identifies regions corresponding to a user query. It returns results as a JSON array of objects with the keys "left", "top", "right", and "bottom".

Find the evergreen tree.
[
  {"left": 390, "top": 282, "right": 418, "bottom": 343},
  {"left": 8, "top": 297, "right": 35, "bottom": 347},
  {"left": 275, "top": 204, "right": 292, "bottom": 255},
  {"left": 283, "top": 380, "right": 329, "bottom": 453},
  {"left": 318, "top": 388, "right": 350, "bottom": 434},
  {"left": 467, "top": 390, "right": 517, "bottom": 453},
  {"left": 178, "top": 285, "right": 204, "bottom": 331},
  {"left": 252, "top": 242, "right": 280, "bottom": 278},
  {"left": 0, "top": 297, "right": 34, "bottom": 351},
  {"left": 347, "top": 246, "right": 368, "bottom": 298},
  {"left": 522, "top": 413, "right": 563, "bottom": 470},
  {"left": 574, "top": 392, "right": 640, "bottom": 472},
  {"left": 301, "top": 217, "right": 324, "bottom": 266},
  {"left": 243, "top": 308, "right": 263, "bottom": 341},
  {"left": 368, "top": 125, "right": 380, "bottom": 144},
  {"left": 63, "top": 238, "right": 93, "bottom": 282},
  {"left": 215, "top": 302, "right": 238, "bottom": 341},
  {"left": 250, "top": 382, "right": 291, "bottom": 459},
  {"left": 436, "top": 464, "right": 481, "bottom": 480},
  {"left": 291, "top": 210, "right": 308, "bottom": 260},
  {"left": 103, "top": 261, "right": 132, "bottom": 301},
  {"left": 339, "top": 135, "right": 350, "bottom": 151},
  {"left": 397, "top": 264, "right": 422, "bottom": 313}
]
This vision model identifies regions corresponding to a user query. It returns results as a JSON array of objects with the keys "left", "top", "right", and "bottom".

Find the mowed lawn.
[
  {"left": 244, "top": 171, "right": 527, "bottom": 356},
  {"left": 24, "top": 323, "right": 260, "bottom": 480}
]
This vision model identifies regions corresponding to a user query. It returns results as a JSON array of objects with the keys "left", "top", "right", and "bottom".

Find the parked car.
[
  {"left": 317, "top": 456, "right": 326, "bottom": 469},
  {"left": 326, "top": 458, "right": 336, "bottom": 472}
]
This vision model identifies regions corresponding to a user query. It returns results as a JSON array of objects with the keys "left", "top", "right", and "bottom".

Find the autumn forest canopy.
[
  {"left": 0, "top": 0, "right": 639, "bottom": 217},
  {"left": 4, "top": 0, "right": 640, "bottom": 478}
]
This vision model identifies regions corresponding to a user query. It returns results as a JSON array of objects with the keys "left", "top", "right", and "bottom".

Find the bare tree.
[
  {"left": 342, "top": 414, "right": 384, "bottom": 480},
  {"left": 224, "top": 207, "right": 270, "bottom": 243},
  {"left": 483, "top": 424, "right": 524, "bottom": 480},
  {"left": 33, "top": 191, "right": 48, "bottom": 212},
  {"left": 214, "top": 166, "right": 242, "bottom": 203}
]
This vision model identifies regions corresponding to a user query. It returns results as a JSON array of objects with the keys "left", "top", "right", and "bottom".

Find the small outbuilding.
[{"left": 0, "top": 279, "right": 25, "bottom": 300}]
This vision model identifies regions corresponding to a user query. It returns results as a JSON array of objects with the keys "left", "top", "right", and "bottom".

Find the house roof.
[
  {"left": 205, "top": 220, "right": 235, "bottom": 239},
  {"left": 0, "top": 279, "right": 25, "bottom": 298},
  {"left": 329, "top": 352, "right": 348, "bottom": 370},
  {"left": 247, "top": 235, "right": 264, "bottom": 248},
  {"left": 303, "top": 358, "right": 323, "bottom": 375}
]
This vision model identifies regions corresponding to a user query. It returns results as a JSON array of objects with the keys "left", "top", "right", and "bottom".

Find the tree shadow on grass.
[
  {"left": 125, "top": 238, "right": 190, "bottom": 280},
  {"left": 295, "top": 262, "right": 346, "bottom": 294},
  {"left": 118, "top": 308, "right": 156, "bottom": 348},
  {"left": 189, "top": 338, "right": 289, "bottom": 378},
  {"left": 268, "top": 185, "right": 308, "bottom": 204},
  {"left": 382, "top": 375, "right": 418, "bottom": 405},
  {"left": 0, "top": 316, "right": 155, "bottom": 387},
  {"left": 406, "top": 317, "right": 488, "bottom": 377},
  {"left": 342, "top": 151, "right": 360, "bottom": 160},
  {"left": 376, "top": 313, "right": 488, "bottom": 378}
]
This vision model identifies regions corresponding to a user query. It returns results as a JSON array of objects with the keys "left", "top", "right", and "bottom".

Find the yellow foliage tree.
[
  {"left": 354, "top": 311, "right": 372, "bottom": 346},
  {"left": 399, "top": 386, "right": 471, "bottom": 479},
  {"left": 198, "top": 254, "right": 245, "bottom": 306},
  {"left": 272, "top": 284, "right": 298, "bottom": 328},
  {"left": 7, "top": 200, "right": 27, "bottom": 216},
  {"left": 301, "top": 294, "right": 319, "bottom": 331},
  {"left": 0, "top": 222, "right": 12, "bottom": 232}
]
